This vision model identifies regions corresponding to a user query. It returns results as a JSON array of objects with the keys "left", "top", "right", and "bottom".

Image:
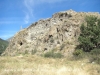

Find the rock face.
[{"left": 2, "top": 10, "right": 100, "bottom": 56}]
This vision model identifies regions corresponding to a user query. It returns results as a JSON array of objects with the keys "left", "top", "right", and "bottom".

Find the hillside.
[
  {"left": 0, "top": 38, "right": 9, "bottom": 55},
  {"left": 2, "top": 10, "right": 100, "bottom": 56}
]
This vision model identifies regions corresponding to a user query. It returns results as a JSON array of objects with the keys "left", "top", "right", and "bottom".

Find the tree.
[{"left": 78, "top": 16, "right": 100, "bottom": 52}]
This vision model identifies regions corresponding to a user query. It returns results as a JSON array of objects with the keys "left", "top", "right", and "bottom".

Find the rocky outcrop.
[{"left": 2, "top": 10, "right": 100, "bottom": 56}]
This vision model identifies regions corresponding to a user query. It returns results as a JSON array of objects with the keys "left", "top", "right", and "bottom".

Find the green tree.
[{"left": 78, "top": 16, "right": 100, "bottom": 52}]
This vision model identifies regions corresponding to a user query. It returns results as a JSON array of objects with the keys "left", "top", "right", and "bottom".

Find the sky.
[{"left": 0, "top": 0, "right": 100, "bottom": 40}]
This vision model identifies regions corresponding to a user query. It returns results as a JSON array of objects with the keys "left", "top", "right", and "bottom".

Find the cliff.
[{"left": 2, "top": 10, "right": 100, "bottom": 56}]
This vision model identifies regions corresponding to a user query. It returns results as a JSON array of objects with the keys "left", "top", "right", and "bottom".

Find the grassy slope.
[
  {"left": 0, "top": 55, "right": 100, "bottom": 75},
  {"left": 0, "top": 38, "right": 9, "bottom": 55}
]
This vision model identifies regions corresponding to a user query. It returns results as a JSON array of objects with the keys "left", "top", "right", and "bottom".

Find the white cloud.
[
  {"left": 24, "top": 12, "right": 30, "bottom": 24},
  {"left": 24, "top": 0, "right": 34, "bottom": 24},
  {"left": 23, "top": 0, "right": 68, "bottom": 24},
  {"left": 24, "top": 0, "right": 34, "bottom": 16}
]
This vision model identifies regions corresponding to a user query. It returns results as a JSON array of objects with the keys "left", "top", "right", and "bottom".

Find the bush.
[
  {"left": 72, "top": 49, "right": 86, "bottom": 60},
  {"left": 90, "top": 49, "right": 100, "bottom": 64},
  {"left": 44, "top": 51, "right": 53, "bottom": 58},
  {"left": 53, "top": 53, "right": 63, "bottom": 58},
  {"left": 44, "top": 51, "right": 63, "bottom": 58},
  {"left": 90, "top": 48, "right": 100, "bottom": 55},
  {"left": 73, "top": 49, "right": 100, "bottom": 64},
  {"left": 73, "top": 49, "right": 83, "bottom": 56}
]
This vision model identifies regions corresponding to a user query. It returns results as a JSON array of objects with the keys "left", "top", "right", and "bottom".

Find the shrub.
[
  {"left": 53, "top": 53, "right": 63, "bottom": 58},
  {"left": 44, "top": 51, "right": 53, "bottom": 58},
  {"left": 44, "top": 51, "right": 63, "bottom": 58},
  {"left": 72, "top": 49, "right": 86, "bottom": 60},
  {"left": 73, "top": 49, "right": 83, "bottom": 56},
  {"left": 90, "top": 49, "right": 100, "bottom": 64},
  {"left": 90, "top": 48, "right": 100, "bottom": 55}
]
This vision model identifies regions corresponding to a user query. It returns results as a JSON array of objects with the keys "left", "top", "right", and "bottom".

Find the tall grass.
[{"left": 0, "top": 55, "right": 100, "bottom": 75}]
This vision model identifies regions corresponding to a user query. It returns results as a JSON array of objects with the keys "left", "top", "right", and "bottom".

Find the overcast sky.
[{"left": 0, "top": 0, "right": 100, "bottom": 40}]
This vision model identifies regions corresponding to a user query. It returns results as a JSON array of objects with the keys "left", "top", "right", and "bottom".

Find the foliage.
[
  {"left": 73, "top": 49, "right": 83, "bottom": 56},
  {"left": 90, "top": 48, "right": 100, "bottom": 64},
  {"left": 0, "top": 38, "right": 9, "bottom": 55},
  {"left": 90, "top": 48, "right": 100, "bottom": 55},
  {"left": 78, "top": 16, "right": 100, "bottom": 52},
  {"left": 44, "top": 51, "right": 63, "bottom": 58},
  {"left": 74, "top": 16, "right": 100, "bottom": 64}
]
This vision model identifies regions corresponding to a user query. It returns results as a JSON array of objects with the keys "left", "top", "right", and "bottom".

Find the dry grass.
[{"left": 0, "top": 55, "right": 100, "bottom": 75}]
